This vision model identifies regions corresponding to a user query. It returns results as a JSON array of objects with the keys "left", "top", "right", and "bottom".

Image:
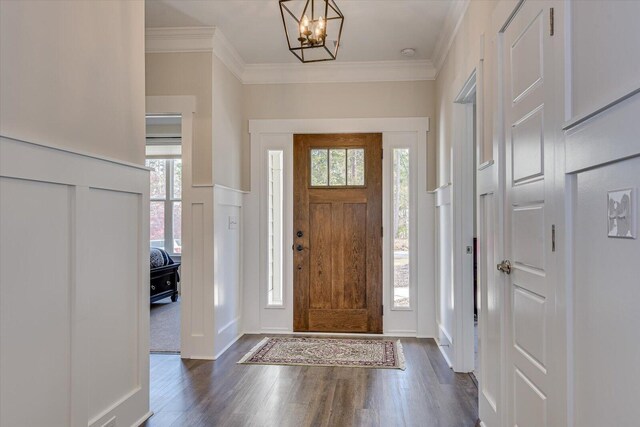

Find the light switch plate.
[
  {"left": 608, "top": 188, "right": 636, "bottom": 239},
  {"left": 228, "top": 216, "right": 238, "bottom": 230}
]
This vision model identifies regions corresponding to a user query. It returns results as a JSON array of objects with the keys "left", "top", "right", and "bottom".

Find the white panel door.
[{"left": 502, "top": 2, "right": 559, "bottom": 426}]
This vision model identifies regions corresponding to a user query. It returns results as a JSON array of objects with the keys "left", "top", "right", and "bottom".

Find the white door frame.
[
  {"left": 244, "top": 118, "right": 434, "bottom": 337},
  {"left": 452, "top": 71, "right": 479, "bottom": 373},
  {"left": 146, "top": 95, "right": 196, "bottom": 357}
]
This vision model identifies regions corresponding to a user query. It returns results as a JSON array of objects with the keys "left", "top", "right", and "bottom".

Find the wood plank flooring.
[{"left": 143, "top": 335, "right": 478, "bottom": 427}]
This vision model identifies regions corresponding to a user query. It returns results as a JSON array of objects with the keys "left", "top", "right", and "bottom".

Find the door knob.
[
  {"left": 296, "top": 244, "right": 304, "bottom": 252},
  {"left": 296, "top": 230, "right": 304, "bottom": 238},
  {"left": 497, "top": 259, "right": 512, "bottom": 274}
]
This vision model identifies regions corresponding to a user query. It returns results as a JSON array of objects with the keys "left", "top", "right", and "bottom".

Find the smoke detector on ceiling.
[{"left": 401, "top": 48, "right": 416, "bottom": 58}]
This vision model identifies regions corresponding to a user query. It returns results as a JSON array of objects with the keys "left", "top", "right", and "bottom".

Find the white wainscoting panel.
[
  {"left": 0, "top": 178, "right": 73, "bottom": 427},
  {"left": 213, "top": 185, "right": 244, "bottom": 358},
  {"left": 86, "top": 189, "right": 143, "bottom": 423},
  {"left": 0, "top": 136, "right": 150, "bottom": 427},
  {"left": 435, "top": 184, "right": 453, "bottom": 366},
  {"left": 181, "top": 187, "right": 215, "bottom": 359},
  {"left": 572, "top": 155, "right": 640, "bottom": 427}
]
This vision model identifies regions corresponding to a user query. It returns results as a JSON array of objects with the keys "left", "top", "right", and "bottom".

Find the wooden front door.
[{"left": 293, "top": 133, "right": 382, "bottom": 333}]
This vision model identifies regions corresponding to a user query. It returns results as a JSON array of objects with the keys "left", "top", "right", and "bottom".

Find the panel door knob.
[
  {"left": 296, "top": 230, "right": 304, "bottom": 238},
  {"left": 497, "top": 259, "right": 512, "bottom": 274},
  {"left": 296, "top": 244, "right": 304, "bottom": 252}
]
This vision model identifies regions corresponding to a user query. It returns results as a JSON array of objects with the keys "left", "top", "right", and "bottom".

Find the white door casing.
[
  {"left": 452, "top": 71, "right": 477, "bottom": 374},
  {"left": 145, "top": 96, "right": 210, "bottom": 359},
  {"left": 477, "top": 19, "right": 504, "bottom": 426},
  {"left": 245, "top": 118, "right": 433, "bottom": 337}
]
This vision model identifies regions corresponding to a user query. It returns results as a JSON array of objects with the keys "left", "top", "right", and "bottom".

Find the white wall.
[
  {"left": 243, "top": 80, "right": 437, "bottom": 191},
  {"left": 570, "top": 0, "right": 640, "bottom": 120},
  {"left": 146, "top": 52, "right": 213, "bottom": 186},
  {"left": 0, "top": 2, "right": 148, "bottom": 426},
  {"left": 213, "top": 56, "right": 244, "bottom": 190},
  {"left": 435, "top": 1, "right": 496, "bottom": 187},
  {"left": 0, "top": 0, "right": 145, "bottom": 165},
  {"left": 566, "top": 2, "right": 640, "bottom": 425}
]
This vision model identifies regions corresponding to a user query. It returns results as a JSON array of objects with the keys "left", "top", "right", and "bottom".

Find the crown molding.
[
  {"left": 243, "top": 60, "right": 436, "bottom": 84},
  {"left": 146, "top": 27, "right": 437, "bottom": 84},
  {"left": 145, "top": 27, "right": 217, "bottom": 53},
  {"left": 211, "top": 29, "right": 246, "bottom": 82},
  {"left": 432, "top": 0, "right": 471, "bottom": 77},
  {"left": 145, "top": 26, "right": 246, "bottom": 82}
]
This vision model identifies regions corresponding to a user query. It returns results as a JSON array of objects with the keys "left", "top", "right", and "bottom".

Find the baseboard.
[
  {"left": 384, "top": 329, "right": 418, "bottom": 337},
  {"left": 184, "top": 354, "right": 216, "bottom": 361},
  {"left": 134, "top": 411, "right": 154, "bottom": 427},
  {"left": 435, "top": 338, "right": 453, "bottom": 368},
  {"left": 214, "top": 333, "right": 244, "bottom": 359}
]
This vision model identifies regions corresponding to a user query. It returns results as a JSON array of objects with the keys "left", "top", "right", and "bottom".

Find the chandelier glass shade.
[{"left": 279, "top": 0, "right": 345, "bottom": 63}]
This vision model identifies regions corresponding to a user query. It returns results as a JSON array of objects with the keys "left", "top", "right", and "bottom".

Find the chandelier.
[{"left": 279, "top": 0, "right": 345, "bottom": 63}]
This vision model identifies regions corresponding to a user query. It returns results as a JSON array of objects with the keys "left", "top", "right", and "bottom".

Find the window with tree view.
[
  {"left": 310, "top": 148, "right": 365, "bottom": 187},
  {"left": 147, "top": 158, "right": 182, "bottom": 255},
  {"left": 393, "top": 148, "right": 410, "bottom": 308}
]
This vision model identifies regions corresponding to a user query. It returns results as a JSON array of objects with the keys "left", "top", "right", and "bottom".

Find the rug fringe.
[
  {"left": 395, "top": 339, "right": 406, "bottom": 370},
  {"left": 237, "top": 336, "right": 271, "bottom": 364}
]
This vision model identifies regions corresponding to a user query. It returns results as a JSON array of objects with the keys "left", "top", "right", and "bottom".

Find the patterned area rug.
[{"left": 238, "top": 337, "right": 405, "bottom": 370}]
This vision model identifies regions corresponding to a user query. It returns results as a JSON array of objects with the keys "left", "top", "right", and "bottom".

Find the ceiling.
[{"left": 145, "top": 0, "right": 460, "bottom": 64}]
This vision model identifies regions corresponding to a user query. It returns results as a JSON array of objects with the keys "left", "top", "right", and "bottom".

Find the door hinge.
[
  {"left": 381, "top": 305, "right": 384, "bottom": 316},
  {"left": 381, "top": 149, "right": 384, "bottom": 159},
  {"left": 550, "top": 8, "right": 555, "bottom": 36},
  {"left": 381, "top": 226, "right": 384, "bottom": 237},
  {"left": 552, "top": 224, "right": 556, "bottom": 252}
]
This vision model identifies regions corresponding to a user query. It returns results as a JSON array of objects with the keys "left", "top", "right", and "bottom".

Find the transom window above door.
[{"left": 310, "top": 148, "right": 365, "bottom": 187}]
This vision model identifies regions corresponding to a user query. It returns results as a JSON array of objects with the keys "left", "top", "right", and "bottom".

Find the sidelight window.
[
  {"left": 310, "top": 148, "right": 365, "bottom": 187},
  {"left": 267, "top": 150, "right": 284, "bottom": 306},
  {"left": 393, "top": 148, "right": 410, "bottom": 308}
]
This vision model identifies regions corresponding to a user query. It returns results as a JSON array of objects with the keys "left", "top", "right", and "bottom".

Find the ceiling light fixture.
[
  {"left": 279, "top": 0, "right": 345, "bottom": 63},
  {"left": 401, "top": 48, "right": 416, "bottom": 58}
]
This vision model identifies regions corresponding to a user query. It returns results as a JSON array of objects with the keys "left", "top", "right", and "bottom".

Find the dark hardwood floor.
[{"left": 143, "top": 335, "right": 478, "bottom": 427}]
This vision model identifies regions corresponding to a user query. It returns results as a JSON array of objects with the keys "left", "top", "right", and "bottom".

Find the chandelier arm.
[{"left": 327, "top": 0, "right": 344, "bottom": 18}]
